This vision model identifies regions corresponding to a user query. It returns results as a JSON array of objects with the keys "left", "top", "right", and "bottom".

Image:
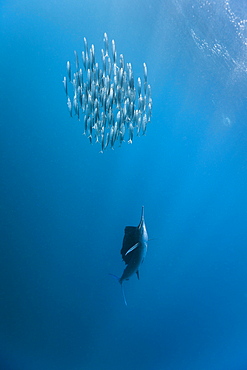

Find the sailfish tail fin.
[
  {"left": 121, "top": 283, "right": 128, "bottom": 306},
  {"left": 108, "top": 274, "right": 128, "bottom": 306}
]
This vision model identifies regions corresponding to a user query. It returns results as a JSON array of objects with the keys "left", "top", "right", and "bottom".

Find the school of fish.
[{"left": 63, "top": 33, "right": 152, "bottom": 152}]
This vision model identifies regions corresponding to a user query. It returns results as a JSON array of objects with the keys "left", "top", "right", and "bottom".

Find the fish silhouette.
[{"left": 110, "top": 206, "right": 148, "bottom": 305}]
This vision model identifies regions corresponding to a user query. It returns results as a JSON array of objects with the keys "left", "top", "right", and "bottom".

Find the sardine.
[{"left": 66, "top": 61, "right": 71, "bottom": 82}]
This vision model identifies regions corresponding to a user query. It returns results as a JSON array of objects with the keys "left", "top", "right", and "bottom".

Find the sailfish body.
[
  {"left": 110, "top": 206, "right": 148, "bottom": 305},
  {"left": 120, "top": 206, "right": 148, "bottom": 284}
]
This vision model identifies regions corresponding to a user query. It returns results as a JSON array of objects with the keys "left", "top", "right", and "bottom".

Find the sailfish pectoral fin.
[
  {"left": 136, "top": 270, "right": 140, "bottom": 280},
  {"left": 125, "top": 243, "right": 139, "bottom": 256}
]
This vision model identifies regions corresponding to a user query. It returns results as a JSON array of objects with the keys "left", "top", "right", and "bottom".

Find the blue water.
[{"left": 1, "top": 0, "right": 247, "bottom": 369}]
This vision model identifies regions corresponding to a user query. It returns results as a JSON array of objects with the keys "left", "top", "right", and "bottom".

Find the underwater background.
[{"left": 1, "top": 0, "right": 247, "bottom": 369}]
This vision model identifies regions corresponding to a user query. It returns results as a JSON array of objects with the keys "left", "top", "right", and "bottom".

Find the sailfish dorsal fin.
[{"left": 121, "top": 226, "right": 140, "bottom": 264}]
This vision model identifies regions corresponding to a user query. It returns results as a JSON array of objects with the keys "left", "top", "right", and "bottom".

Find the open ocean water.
[{"left": 1, "top": 0, "right": 247, "bottom": 369}]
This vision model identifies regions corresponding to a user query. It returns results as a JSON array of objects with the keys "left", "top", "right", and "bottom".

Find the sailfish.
[{"left": 110, "top": 206, "right": 148, "bottom": 305}]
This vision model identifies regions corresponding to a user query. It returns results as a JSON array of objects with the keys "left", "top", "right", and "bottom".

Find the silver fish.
[
  {"left": 90, "top": 44, "right": 95, "bottom": 67},
  {"left": 100, "top": 135, "right": 104, "bottom": 153},
  {"left": 112, "top": 40, "right": 117, "bottom": 63},
  {"left": 137, "top": 77, "right": 142, "bottom": 97},
  {"left": 66, "top": 61, "right": 71, "bottom": 82},
  {"left": 128, "top": 122, "right": 134, "bottom": 144},
  {"left": 142, "top": 113, "right": 147, "bottom": 135},
  {"left": 143, "top": 62, "right": 148, "bottom": 82},
  {"left": 119, "top": 54, "right": 124, "bottom": 69},
  {"left": 103, "top": 32, "right": 109, "bottom": 57},
  {"left": 82, "top": 51, "right": 86, "bottom": 70},
  {"left": 143, "top": 63, "right": 148, "bottom": 94},
  {"left": 74, "top": 50, "right": 79, "bottom": 71},
  {"left": 62, "top": 76, "right": 68, "bottom": 95},
  {"left": 67, "top": 96, "right": 72, "bottom": 117},
  {"left": 83, "top": 37, "right": 88, "bottom": 56}
]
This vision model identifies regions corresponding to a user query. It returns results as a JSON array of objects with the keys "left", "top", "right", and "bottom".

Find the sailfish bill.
[{"left": 110, "top": 206, "right": 148, "bottom": 305}]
